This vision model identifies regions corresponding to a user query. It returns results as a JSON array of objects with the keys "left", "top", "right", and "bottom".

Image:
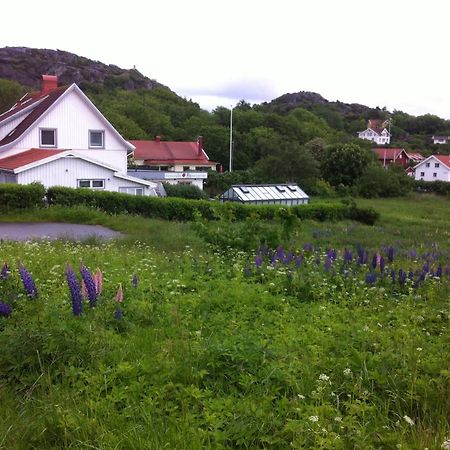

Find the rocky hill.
[{"left": 0, "top": 46, "right": 168, "bottom": 91}]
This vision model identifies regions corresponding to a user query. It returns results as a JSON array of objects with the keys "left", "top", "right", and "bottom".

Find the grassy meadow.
[{"left": 0, "top": 194, "right": 449, "bottom": 449}]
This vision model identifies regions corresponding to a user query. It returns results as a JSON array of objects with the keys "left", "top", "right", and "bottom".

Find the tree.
[
  {"left": 321, "top": 143, "right": 374, "bottom": 187},
  {"left": 0, "top": 79, "right": 26, "bottom": 113}
]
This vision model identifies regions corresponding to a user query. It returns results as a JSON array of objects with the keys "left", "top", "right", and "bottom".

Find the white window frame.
[
  {"left": 119, "top": 187, "right": 144, "bottom": 196},
  {"left": 89, "top": 130, "right": 105, "bottom": 149},
  {"left": 40, "top": 128, "right": 57, "bottom": 148},
  {"left": 77, "top": 179, "right": 105, "bottom": 189}
]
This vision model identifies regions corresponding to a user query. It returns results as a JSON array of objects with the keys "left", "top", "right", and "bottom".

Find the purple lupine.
[
  {"left": 324, "top": 257, "right": 332, "bottom": 272},
  {"left": 390, "top": 269, "right": 395, "bottom": 284},
  {"left": 255, "top": 255, "right": 263, "bottom": 269},
  {"left": 422, "top": 261, "right": 430, "bottom": 274},
  {"left": 387, "top": 246, "right": 395, "bottom": 263},
  {"left": 80, "top": 265, "right": 97, "bottom": 307},
  {"left": 408, "top": 270, "right": 414, "bottom": 280},
  {"left": 343, "top": 249, "right": 353, "bottom": 264},
  {"left": 0, "top": 262, "right": 9, "bottom": 280},
  {"left": 295, "top": 254, "right": 303, "bottom": 268},
  {"left": 132, "top": 273, "right": 139, "bottom": 288},
  {"left": 436, "top": 264, "right": 442, "bottom": 278},
  {"left": 19, "top": 264, "right": 38, "bottom": 298},
  {"left": 398, "top": 269, "right": 407, "bottom": 285},
  {"left": 276, "top": 246, "right": 285, "bottom": 261},
  {"left": 379, "top": 256, "right": 385, "bottom": 274},
  {"left": 365, "top": 272, "right": 377, "bottom": 284},
  {"left": 409, "top": 249, "right": 417, "bottom": 259},
  {"left": 303, "top": 243, "right": 313, "bottom": 252},
  {"left": 357, "top": 247, "right": 364, "bottom": 266},
  {"left": 0, "top": 301, "right": 12, "bottom": 317},
  {"left": 285, "top": 252, "right": 294, "bottom": 265},
  {"left": 114, "top": 307, "right": 123, "bottom": 320},
  {"left": 65, "top": 266, "right": 83, "bottom": 316},
  {"left": 371, "top": 254, "right": 378, "bottom": 270}
]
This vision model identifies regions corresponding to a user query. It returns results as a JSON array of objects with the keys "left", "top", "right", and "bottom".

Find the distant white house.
[
  {"left": 413, "top": 155, "right": 450, "bottom": 182},
  {"left": 0, "top": 75, "right": 158, "bottom": 195},
  {"left": 358, "top": 119, "right": 391, "bottom": 145},
  {"left": 432, "top": 136, "right": 450, "bottom": 145}
]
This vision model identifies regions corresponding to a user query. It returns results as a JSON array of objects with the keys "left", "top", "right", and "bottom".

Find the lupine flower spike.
[
  {"left": 0, "top": 262, "right": 9, "bottom": 280},
  {"left": 0, "top": 301, "right": 12, "bottom": 317},
  {"left": 19, "top": 263, "right": 38, "bottom": 298},
  {"left": 94, "top": 268, "right": 103, "bottom": 295},
  {"left": 116, "top": 283, "right": 123, "bottom": 303},
  {"left": 132, "top": 273, "right": 139, "bottom": 288},
  {"left": 80, "top": 265, "right": 97, "bottom": 307},
  {"left": 65, "top": 266, "right": 83, "bottom": 316}
]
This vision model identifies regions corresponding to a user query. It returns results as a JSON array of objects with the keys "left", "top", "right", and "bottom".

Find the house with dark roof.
[
  {"left": 358, "top": 119, "right": 391, "bottom": 145},
  {"left": 432, "top": 136, "right": 450, "bottom": 145},
  {"left": 0, "top": 75, "right": 158, "bottom": 195},
  {"left": 128, "top": 136, "right": 218, "bottom": 190},
  {"left": 413, "top": 155, "right": 450, "bottom": 182}
]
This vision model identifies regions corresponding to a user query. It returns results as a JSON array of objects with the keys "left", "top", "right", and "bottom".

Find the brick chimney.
[
  {"left": 197, "top": 135, "right": 204, "bottom": 156},
  {"left": 155, "top": 135, "right": 161, "bottom": 143},
  {"left": 41, "top": 75, "right": 58, "bottom": 94}
]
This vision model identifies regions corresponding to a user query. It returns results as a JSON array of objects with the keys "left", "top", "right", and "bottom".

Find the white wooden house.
[
  {"left": 413, "top": 155, "right": 450, "bottom": 182},
  {"left": 432, "top": 136, "right": 450, "bottom": 145},
  {"left": 358, "top": 119, "right": 391, "bottom": 145},
  {"left": 0, "top": 75, "right": 158, "bottom": 195}
]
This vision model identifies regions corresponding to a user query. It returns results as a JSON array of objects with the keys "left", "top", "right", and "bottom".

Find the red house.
[{"left": 372, "top": 147, "right": 424, "bottom": 168}]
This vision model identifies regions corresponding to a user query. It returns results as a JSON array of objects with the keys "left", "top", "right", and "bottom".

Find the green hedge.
[
  {"left": 46, "top": 186, "right": 379, "bottom": 225},
  {"left": 0, "top": 182, "right": 46, "bottom": 210},
  {"left": 414, "top": 179, "right": 450, "bottom": 195}
]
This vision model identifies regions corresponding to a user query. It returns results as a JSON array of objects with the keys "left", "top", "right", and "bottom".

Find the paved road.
[{"left": 0, "top": 222, "right": 122, "bottom": 241}]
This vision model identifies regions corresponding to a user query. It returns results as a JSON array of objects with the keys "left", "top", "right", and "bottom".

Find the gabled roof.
[
  {"left": 413, "top": 154, "right": 450, "bottom": 170},
  {"left": 0, "top": 148, "right": 65, "bottom": 170},
  {"left": 407, "top": 152, "right": 424, "bottom": 162},
  {"left": 0, "top": 86, "right": 69, "bottom": 146},
  {"left": 131, "top": 139, "right": 216, "bottom": 165},
  {"left": 372, "top": 147, "right": 406, "bottom": 160}
]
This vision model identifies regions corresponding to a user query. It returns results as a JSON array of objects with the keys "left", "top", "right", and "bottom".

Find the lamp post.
[{"left": 229, "top": 106, "right": 233, "bottom": 172}]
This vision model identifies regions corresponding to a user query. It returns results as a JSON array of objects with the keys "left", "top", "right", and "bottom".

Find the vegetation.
[{"left": 0, "top": 195, "right": 449, "bottom": 449}]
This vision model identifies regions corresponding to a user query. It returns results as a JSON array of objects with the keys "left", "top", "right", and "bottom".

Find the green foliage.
[
  {"left": 0, "top": 78, "right": 27, "bottom": 113},
  {"left": 357, "top": 164, "right": 413, "bottom": 198},
  {"left": 321, "top": 143, "right": 375, "bottom": 187},
  {"left": 0, "top": 182, "right": 46, "bottom": 210},
  {"left": 163, "top": 182, "right": 208, "bottom": 200},
  {"left": 414, "top": 179, "right": 450, "bottom": 195}
]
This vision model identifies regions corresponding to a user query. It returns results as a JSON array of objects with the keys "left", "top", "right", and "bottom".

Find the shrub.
[
  {"left": 414, "top": 179, "right": 450, "bottom": 196},
  {"left": 0, "top": 183, "right": 46, "bottom": 210},
  {"left": 163, "top": 183, "right": 208, "bottom": 200}
]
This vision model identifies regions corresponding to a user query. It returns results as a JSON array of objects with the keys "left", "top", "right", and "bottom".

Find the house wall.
[
  {"left": 358, "top": 129, "right": 390, "bottom": 145},
  {"left": 0, "top": 171, "right": 17, "bottom": 183},
  {"left": 414, "top": 158, "right": 450, "bottom": 181},
  {"left": 4, "top": 90, "right": 128, "bottom": 171},
  {"left": 17, "top": 157, "right": 154, "bottom": 193},
  {"left": 0, "top": 114, "right": 30, "bottom": 143}
]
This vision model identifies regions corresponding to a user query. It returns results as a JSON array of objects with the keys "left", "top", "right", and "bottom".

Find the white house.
[
  {"left": 0, "top": 75, "right": 158, "bottom": 195},
  {"left": 358, "top": 119, "right": 391, "bottom": 145},
  {"left": 413, "top": 155, "right": 450, "bottom": 182},
  {"left": 432, "top": 136, "right": 450, "bottom": 145}
]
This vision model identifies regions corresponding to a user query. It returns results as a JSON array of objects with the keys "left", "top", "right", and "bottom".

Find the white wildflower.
[
  {"left": 416, "top": 347, "right": 422, "bottom": 352},
  {"left": 318, "top": 373, "right": 330, "bottom": 382},
  {"left": 334, "top": 416, "right": 342, "bottom": 422},
  {"left": 297, "top": 394, "right": 305, "bottom": 400},
  {"left": 403, "top": 415, "right": 415, "bottom": 426},
  {"left": 343, "top": 368, "right": 352, "bottom": 376},
  {"left": 441, "top": 438, "right": 450, "bottom": 449},
  {"left": 309, "top": 416, "right": 319, "bottom": 422}
]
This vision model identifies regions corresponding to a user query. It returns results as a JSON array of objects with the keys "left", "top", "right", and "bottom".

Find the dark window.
[
  {"left": 89, "top": 130, "right": 104, "bottom": 148},
  {"left": 40, "top": 129, "right": 56, "bottom": 147}
]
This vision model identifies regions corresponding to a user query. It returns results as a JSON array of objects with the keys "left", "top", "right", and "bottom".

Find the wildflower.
[
  {"left": 297, "top": 394, "right": 305, "bottom": 400},
  {"left": 0, "top": 262, "right": 9, "bottom": 280},
  {"left": 343, "top": 368, "right": 352, "bottom": 376},
  {"left": 116, "top": 283, "right": 123, "bottom": 303},
  {"left": 295, "top": 254, "right": 303, "bottom": 268},
  {"left": 343, "top": 249, "right": 353, "bottom": 264},
  {"left": 390, "top": 269, "right": 396, "bottom": 284},
  {"left": 94, "top": 268, "right": 103, "bottom": 295},
  {"left": 255, "top": 255, "right": 263, "bottom": 268},
  {"left": 334, "top": 416, "right": 342, "bottom": 422},
  {"left": 309, "top": 416, "right": 319, "bottom": 422},
  {"left": 65, "top": 266, "right": 83, "bottom": 316},
  {"left": 324, "top": 257, "right": 332, "bottom": 272},
  {"left": 318, "top": 373, "right": 330, "bottom": 382},
  {"left": 387, "top": 246, "right": 395, "bottom": 263},
  {"left": 303, "top": 243, "right": 313, "bottom": 252},
  {"left": 398, "top": 269, "right": 407, "bottom": 285},
  {"left": 403, "top": 415, "right": 414, "bottom": 426},
  {"left": 371, "top": 254, "right": 378, "bottom": 270},
  {"left": 80, "top": 265, "right": 97, "bottom": 307},
  {"left": 441, "top": 438, "right": 450, "bottom": 449},
  {"left": 19, "top": 263, "right": 38, "bottom": 298},
  {"left": 0, "top": 301, "right": 12, "bottom": 317},
  {"left": 114, "top": 306, "right": 123, "bottom": 320},
  {"left": 365, "top": 272, "right": 377, "bottom": 285},
  {"left": 436, "top": 264, "right": 442, "bottom": 278},
  {"left": 416, "top": 347, "right": 422, "bottom": 352},
  {"left": 379, "top": 255, "right": 385, "bottom": 273}
]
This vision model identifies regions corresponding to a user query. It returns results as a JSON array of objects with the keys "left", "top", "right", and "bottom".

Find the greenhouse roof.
[{"left": 222, "top": 184, "right": 309, "bottom": 202}]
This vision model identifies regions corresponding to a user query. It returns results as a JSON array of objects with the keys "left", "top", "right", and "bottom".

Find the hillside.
[{"left": 0, "top": 46, "right": 168, "bottom": 91}]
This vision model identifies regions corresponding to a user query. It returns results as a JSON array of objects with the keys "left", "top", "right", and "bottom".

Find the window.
[
  {"left": 78, "top": 179, "right": 105, "bottom": 189},
  {"left": 435, "top": 162, "right": 440, "bottom": 168},
  {"left": 40, "top": 128, "right": 56, "bottom": 147},
  {"left": 420, "top": 172, "right": 425, "bottom": 177},
  {"left": 89, "top": 130, "right": 104, "bottom": 148},
  {"left": 433, "top": 172, "right": 437, "bottom": 177},
  {"left": 426, "top": 162, "right": 430, "bottom": 167},
  {"left": 119, "top": 187, "right": 144, "bottom": 195},
  {"left": 183, "top": 166, "right": 190, "bottom": 171}
]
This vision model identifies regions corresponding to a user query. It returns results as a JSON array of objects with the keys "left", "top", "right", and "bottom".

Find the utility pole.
[{"left": 229, "top": 106, "right": 233, "bottom": 172}]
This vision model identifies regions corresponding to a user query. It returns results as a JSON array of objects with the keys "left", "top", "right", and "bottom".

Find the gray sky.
[{"left": 2, "top": 0, "right": 450, "bottom": 118}]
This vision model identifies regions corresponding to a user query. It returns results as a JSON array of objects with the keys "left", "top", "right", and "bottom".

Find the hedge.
[
  {"left": 46, "top": 186, "right": 379, "bottom": 225},
  {"left": 0, "top": 183, "right": 46, "bottom": 210},
  {"left": 414, "top": 180, "right": 450, "bottom": 195}
]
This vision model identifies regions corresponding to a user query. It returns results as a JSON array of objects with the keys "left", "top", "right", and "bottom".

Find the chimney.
[
  {"left": 197, "top": 135, "right": 204, "bottom": 156},
  {"left": 155, "top": 135, "right": 161, "bottom": 143},
  {"left": 41, "top": 75, "right": 58, "bottom": 94}
]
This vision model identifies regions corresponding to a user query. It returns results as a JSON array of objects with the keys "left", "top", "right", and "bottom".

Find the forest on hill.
[{"left": 1, "top": 47, "right": 449, "bottom": 196}]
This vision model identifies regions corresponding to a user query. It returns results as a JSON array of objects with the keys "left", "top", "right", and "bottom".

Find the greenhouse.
[{"left": 220, "top": 184, "right": 309, "bottom": 206}]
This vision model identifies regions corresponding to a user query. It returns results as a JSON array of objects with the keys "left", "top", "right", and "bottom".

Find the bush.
[
  {"left": 163, "top": 183, "right": 208, "bottom": 200},
  {"left": 414, "top": 179, "right": 450, "bottom": 195},
  {"left": 0, "top": 183, "right": 46, "bottom": 210}
]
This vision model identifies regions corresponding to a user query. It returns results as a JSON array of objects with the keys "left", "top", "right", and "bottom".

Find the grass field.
[{"left": 0, "top": 194, "right": 449, "bottom": 449}]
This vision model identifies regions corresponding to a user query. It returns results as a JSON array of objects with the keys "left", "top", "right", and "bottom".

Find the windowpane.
[
  {"left": 89, "top": 131, "right": 104, "bottom": 147},
  {"left": 41, "top": 129, "right": 55, "bottom": 146},
  {"left": 79, "top": 180, "right": 90, "bottom": 188},
  {"left": 92, "top": 180, "right": 104, "bottom": 188}
]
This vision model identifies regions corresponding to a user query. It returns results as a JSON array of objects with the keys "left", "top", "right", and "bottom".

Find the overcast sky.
[{"left": 2, "top": 0, "right": 450, "bottom": 118}]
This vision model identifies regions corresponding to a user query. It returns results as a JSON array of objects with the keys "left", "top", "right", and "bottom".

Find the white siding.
[
  {"left": 0, "top": 114, "right": 31, "bottom": 142},
  {"left": 17, "top": 157, "right": 154, "bottom": 194},
  {"left": 11, "top": 90, "right": 128, "bottom": 171},
  {"left": 414, "top": 157, "right": 450, "bottom": 182},
  {"left": 0, "top": 171, "right": 17, "bottom": 183}
]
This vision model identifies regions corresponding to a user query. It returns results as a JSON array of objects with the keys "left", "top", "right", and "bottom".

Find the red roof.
[
  {"left": 0, "top": 85, "right": 69, "bottom": 147},
  {"left": 435, "top": 154, "right": 450, "bottom": 168},
  {"left": 0, "top": 148, "right": 64, "bottom": 170},
  {"left": 131, "top": 139, "right": 216, "bottom": 165},
  {"left": 372, "top": 147, "right": 405, "bottom": 160}
]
